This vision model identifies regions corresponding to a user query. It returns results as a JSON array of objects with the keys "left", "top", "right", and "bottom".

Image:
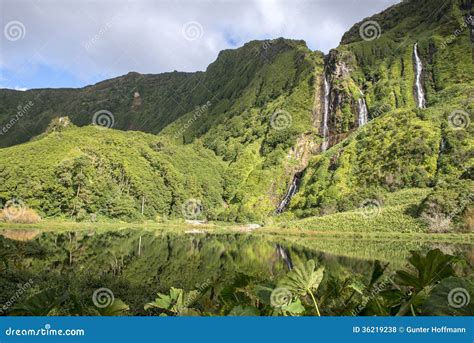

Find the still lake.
[{"left": 0, "top": 228, "right": 472, "bottom": 316}]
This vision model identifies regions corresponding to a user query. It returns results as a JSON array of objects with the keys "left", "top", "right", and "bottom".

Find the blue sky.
[{"left": 0, "top": 0, "right": 400, "bottom": 90}]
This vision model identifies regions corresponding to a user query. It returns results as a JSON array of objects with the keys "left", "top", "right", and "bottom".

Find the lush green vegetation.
[
  {"left": 290, "top": 0, "right": 473, "bottom": 230},
  {"left": 0, "top": 0, "right": 472, "bottom": 228},
  {"left": 0, "top": 0, "right": 472, "bottom": 319},
  {"left": 0, "top": 124, "right": 226, "bottom": 221}
]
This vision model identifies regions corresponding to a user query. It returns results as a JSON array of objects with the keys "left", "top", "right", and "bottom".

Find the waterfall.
[
  {"left": 276, "top": 244, "right": 293, "bottom": 270},
  {"left": 321, "top": 74, "right": 330, "bottom": 151},
  {"left": 275, "top": 173, "right": 301, "bottom": 214},
  {"left": 413, "top": 43, "right": 426, "bottom": 109},
  {"left": 357, "top": 91, "right": 369, "bottom": 127}
]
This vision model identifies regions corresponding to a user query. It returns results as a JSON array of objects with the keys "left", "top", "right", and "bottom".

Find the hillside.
[
  {"left": 0, "top": 122, "right": 226, "bottom": 221},
  {"left": 0, "top": 0, "right": 472, "bottom": 229}
]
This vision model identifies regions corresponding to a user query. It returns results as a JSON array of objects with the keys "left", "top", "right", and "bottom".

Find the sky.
[{"left": 0, "top": 0, "right": 400, "bottom": 90}]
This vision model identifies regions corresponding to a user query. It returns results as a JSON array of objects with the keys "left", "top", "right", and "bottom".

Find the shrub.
[{"left": 0, "top": 208, "right": 41, "bottom": 224}]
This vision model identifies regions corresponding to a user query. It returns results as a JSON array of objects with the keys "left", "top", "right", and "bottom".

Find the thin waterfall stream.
[
  {"left": 275, "top": 172, "right": 301, "bottom": 214},
  {"left": 275, "top": 70, "right": 335, "bottom": 215},
  {"left": 357, "top": 90, "right": 369, "bottom": 127},
  {"left": 413, "top": 43, "right": 426, "bottom": 109},
  {"left": 321, "top": 74, "right": 330, "bottom": 152}
]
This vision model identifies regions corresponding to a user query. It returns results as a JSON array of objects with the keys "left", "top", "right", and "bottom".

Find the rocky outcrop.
[{"left": 319, "top": 50, "right": 364, "bottom": 150}]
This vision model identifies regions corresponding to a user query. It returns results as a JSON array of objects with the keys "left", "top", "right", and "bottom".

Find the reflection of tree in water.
[{"left": 0, "top": 230, "right": 472, "bottom": 316}]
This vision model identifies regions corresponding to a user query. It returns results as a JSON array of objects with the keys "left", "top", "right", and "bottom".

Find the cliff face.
[
  {"left": 321, "top": 49, "right": 362, "bottom": 148},
  {"left": 290, "top": 0, "right": 473, "bottom": 229}
]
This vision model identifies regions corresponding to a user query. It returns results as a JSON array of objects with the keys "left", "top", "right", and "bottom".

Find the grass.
[
  {"left": 287, "top": 204, "right": 426, "bottom": 233},
  {"left": 1, "top": 186, "right": 470, "bottom": 245},
  {"left": 1, "top": 217, "right": 472, "bottom": 244},
  {"left": 286, "top": 187, "right": 432, "bottom": 233}
]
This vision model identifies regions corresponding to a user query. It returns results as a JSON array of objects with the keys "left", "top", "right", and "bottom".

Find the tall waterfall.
[
  {"left": 276, "top": 244, "right": 293, "bottom": 270},
  {"left": 413, "top": 43, "right": 426, "bottom": 109},
  {"left": 357, "top": 91, "right": 369, "bottom": 127},
  {"left": 321, "top": 75, "right": 330, "bottom": 151},
  {"left": 275, "top": 173, "right": 301, "bottom": 214}
]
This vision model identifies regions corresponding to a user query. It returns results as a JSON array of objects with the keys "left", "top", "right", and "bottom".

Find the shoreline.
[{"left": 0, "top": 220, "right": 472, "bottom": 244}]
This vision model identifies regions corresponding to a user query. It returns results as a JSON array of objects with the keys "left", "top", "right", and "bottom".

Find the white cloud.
[{"left": 0, "top": 0, "right": 400, "bottom": 88}]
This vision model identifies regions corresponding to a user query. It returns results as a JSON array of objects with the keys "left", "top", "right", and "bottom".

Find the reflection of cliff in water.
[{"left": 276, "top": 244, "right": 293, "bottom": 270}]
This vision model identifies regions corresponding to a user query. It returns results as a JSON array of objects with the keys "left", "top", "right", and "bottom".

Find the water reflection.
[{"left": 0, "top": 229, "right": 471, "bottom": 316}]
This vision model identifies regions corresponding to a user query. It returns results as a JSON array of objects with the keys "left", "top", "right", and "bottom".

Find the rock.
[
  {"left": 185, "top": 220, "right": 207, "bottom": 225},
  {"left": 245, "top": 223, "right": 261, "bottom": 230}
]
